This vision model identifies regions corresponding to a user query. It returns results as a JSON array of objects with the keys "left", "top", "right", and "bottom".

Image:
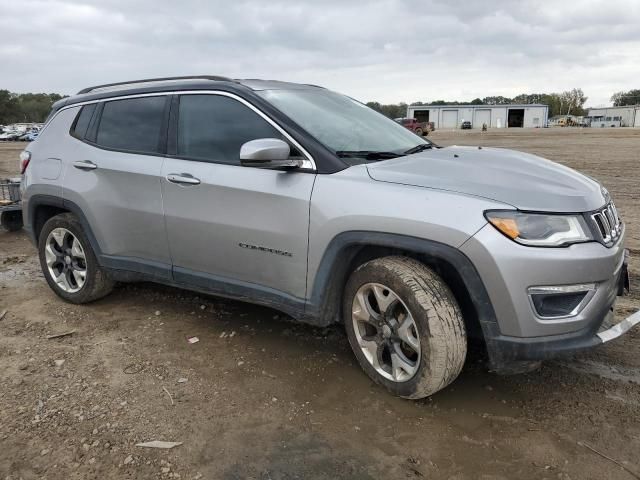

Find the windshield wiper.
[
  {"left": 404, "top": 143, "right": 434, "bottom": 155},
  {"left": 335, "top": 150, "right": 402, "bottom": 160}
]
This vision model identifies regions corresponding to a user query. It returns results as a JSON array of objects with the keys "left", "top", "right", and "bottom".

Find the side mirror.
[{"left": 240, "top": 138, "right": 302, "bottom": 169}]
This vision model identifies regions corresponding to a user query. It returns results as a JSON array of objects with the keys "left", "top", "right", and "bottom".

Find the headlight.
[{"left": 485, "top": 210, "right": 593, "bottom": 247}]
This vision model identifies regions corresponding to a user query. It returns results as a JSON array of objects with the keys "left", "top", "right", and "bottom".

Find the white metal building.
[
  {"left": 586, "top": 106, "right": 640, "bottom": 127},
  {"left": 406, "top": 104, "right": 549, "bottom": 129}
]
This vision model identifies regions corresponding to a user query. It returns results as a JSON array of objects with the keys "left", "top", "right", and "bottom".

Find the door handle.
[
  {"left": 73, "top": 160, "right": 98, "bottom": 171},
  {"left": 166, "top": 173, "right": 201, "bottom": 185}
]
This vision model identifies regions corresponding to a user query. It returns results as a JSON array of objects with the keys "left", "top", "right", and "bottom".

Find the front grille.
[{"left": 590, "top": 202, "right": 622, "bottom": 246}]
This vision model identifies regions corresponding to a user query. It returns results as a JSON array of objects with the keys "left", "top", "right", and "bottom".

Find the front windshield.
[{"left": 258, "top": 89, "right": 430, "bottom": 157}]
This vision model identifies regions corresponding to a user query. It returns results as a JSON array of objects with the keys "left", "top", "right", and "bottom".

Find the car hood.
[{"left": 366, "top": 146, "right": 606, "bottom": 212}]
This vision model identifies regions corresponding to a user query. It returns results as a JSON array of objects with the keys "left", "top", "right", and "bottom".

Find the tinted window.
[
  {"left": 177, "top": 95, "right": 282, "bottom": 164},
  {"left": 71, "top": 104, "right": 96, "bottom": 139},
  {"left": 96, "top": 96, "right": 166, "bottom": 153}
]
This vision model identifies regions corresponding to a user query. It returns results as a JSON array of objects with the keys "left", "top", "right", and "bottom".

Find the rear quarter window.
[
  {"left": 70, "top": 103, "right": 97, "bottom": 140},
  {"left": 95, "top": 96, "right": 166, "bottom": 154}
]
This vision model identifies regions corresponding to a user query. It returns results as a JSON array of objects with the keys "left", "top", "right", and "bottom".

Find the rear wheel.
[
  {"left": 414, "top": 128, "right": 424, "bottom": 136},
  {"left": 343, "top": 256, "right": 467, "bottom": 399},
  {"left": 38, "top": 213, "right": 114, "bottom": 303}
]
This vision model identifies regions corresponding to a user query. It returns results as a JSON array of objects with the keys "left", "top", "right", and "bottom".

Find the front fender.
[{"left": 305, "top": 231, "right": 497, "bottom": 326}]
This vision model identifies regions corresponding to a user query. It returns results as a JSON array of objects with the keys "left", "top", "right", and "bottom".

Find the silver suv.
[{"left": 21, "top": 76, "right": 638, "bottom": 399}]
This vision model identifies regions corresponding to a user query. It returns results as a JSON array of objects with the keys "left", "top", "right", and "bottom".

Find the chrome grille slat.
[
  {"left": 605, "top": 207, "right": 615, "bottom": 228},
  {"left": 611, "top": 203, "right": 620, "bottom": 224},
  {"left": 590, "top": 201, "right": 622, "bottom": 247},
  {"left": 601, "top": 211, "right": 611, "bottom": 232}
]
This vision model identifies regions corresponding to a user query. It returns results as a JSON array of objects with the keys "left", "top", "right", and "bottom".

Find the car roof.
[
  {"left": 51, "top": 76, "right": 325, "bottom": 113},
  {"left": 237, "top": 79, "right": 325, "bottom": 91}
]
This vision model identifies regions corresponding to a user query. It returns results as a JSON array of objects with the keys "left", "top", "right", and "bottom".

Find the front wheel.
[
  {"left": 38, "top": 213, "right": 114, "bottom": 303},
  {"left": 343, "top": 256, "right": 467, "bottom": 399},
  {"left": 414, "top": 128, "right": 424, "bottom": 136}
]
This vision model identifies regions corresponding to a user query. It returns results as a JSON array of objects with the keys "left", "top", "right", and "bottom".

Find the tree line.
[
  {"left": 611, "top": 89, "right": 640, "bottom": 106},
  {"left": 368, "top": 88, "right": 593, "bottom": 120},
  {"left": 1, "top": 86, "right": 638, "bottom": 126},
  {"left": 0, "top": 90, "right": 66, "bottom": 125}
]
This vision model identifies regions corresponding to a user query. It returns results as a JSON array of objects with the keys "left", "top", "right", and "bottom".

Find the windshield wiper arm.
[
  {"left": 335, "top": 150, "right": 402, "bottom": 160},
  {"left": 404, "top": 143, "right": 434, "bottom": 155}
]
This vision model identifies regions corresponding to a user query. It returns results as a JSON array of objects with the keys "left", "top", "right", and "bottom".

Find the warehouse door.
[
  {"left": 634, "top": 109, "right": 640, "bottom": 127},
  {"left": 508, "top": 109, "right": 524, "bottom": 127},
  {"left": 474, "top": 109, "right": 491, "bottom": 128},
  {"left": 441, "top": 110, "right": 458, "bottom": 129}
]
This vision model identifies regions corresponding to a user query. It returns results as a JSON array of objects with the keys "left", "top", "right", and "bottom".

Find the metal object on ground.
[
  {"left": 0, "top": 178, "right": 23, "bottom": 231},
  {"left": 597, "top": 310, "right": 640, "bottom": 343}
]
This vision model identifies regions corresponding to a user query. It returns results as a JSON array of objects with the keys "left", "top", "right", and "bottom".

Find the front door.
[{"left": 161, "top": 93, "right": 316, "bottom": 303}]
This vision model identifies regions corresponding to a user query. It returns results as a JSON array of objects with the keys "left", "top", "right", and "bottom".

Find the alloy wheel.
[
  {"left": 44, "top": 227, "right": 87, "bottom": 293},
  {"left": 351, "top": 282, "right": 421, "bottom": 382}
]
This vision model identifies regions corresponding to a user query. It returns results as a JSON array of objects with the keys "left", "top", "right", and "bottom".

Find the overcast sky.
[{"left": 1, "top": 0, "right": 638, "bottom": 106}]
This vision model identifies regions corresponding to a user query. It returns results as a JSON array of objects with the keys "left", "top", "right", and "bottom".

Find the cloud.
[{"left": 1, "top": 0, "right": 638, "bottom": 106}]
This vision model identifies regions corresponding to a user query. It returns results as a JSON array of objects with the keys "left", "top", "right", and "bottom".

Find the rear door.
[
  {"left": 62, "top": 95, "right": 172, "bottom": 278},
  {"left": 161, "top": 92, "right": 316, "bottom": 301}
]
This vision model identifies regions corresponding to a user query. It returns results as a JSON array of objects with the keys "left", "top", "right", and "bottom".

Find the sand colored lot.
[{"left": 0, "top": 128, "right": 639, "bottom": 479}]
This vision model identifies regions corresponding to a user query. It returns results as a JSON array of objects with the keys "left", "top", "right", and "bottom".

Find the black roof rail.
[{"left": 77, "top": 75, "right": 234, "bottom": 94}]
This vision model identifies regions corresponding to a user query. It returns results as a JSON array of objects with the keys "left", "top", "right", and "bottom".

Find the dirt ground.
[{"left": 1, "top": 129, "right": 639, "bottom": 480}]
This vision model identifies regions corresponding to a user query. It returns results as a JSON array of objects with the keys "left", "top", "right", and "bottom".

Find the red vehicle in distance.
[{"left": 394, "top": 117, "right": 431, "bottom": 136}]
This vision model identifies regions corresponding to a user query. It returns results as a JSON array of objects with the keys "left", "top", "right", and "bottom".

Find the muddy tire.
[
  {"left": 38, "top": 213, "right": 114, "bottom": 303},
  {"left": 415, "top": 128, "right": 424, "bottom": 136},
  {"left": 343, "top": 256, "right": 466, "bottom": 399}
]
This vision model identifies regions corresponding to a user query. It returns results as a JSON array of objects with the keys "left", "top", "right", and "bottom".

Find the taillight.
[{"left": 20, "top": 150, "right": 31, "bottom": 174}]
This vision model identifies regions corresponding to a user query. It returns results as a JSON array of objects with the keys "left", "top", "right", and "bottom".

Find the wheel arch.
[
  {"left": 306, "top": 232, "right": 498, "bottom": 348},
  {"left": 27, "top": 195, "right": 103, "bottom": 257}
]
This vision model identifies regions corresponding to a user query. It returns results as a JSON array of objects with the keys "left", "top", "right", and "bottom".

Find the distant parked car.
[
  {"left": 19, "top": 131, "right": 39, "bottom": 142},
  {"left": 394, "top": 117, "right": 428, "bottom": 136},
  {"left": 0, "top": 131, "right": 22, "bottom": 141},
  {"left": 461, "top": 121, "right": 472, "bottom": 130}
]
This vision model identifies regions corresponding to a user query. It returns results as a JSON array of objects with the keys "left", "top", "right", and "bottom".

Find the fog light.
[{"left": 528, "top": 284, "right": 596, "bottom": 319}]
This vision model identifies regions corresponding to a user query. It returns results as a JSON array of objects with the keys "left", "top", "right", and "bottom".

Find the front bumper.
[
  {"left": 480, "top": 307, "right": 639, "bottom": 369},
  {"left": 461, "top": 223, "right": 638, "bottom": 368}
]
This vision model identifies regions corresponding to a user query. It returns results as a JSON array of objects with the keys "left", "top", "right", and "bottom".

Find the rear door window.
[{"left": 96, "top": 96, "right": 166, "bottom": 154}]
